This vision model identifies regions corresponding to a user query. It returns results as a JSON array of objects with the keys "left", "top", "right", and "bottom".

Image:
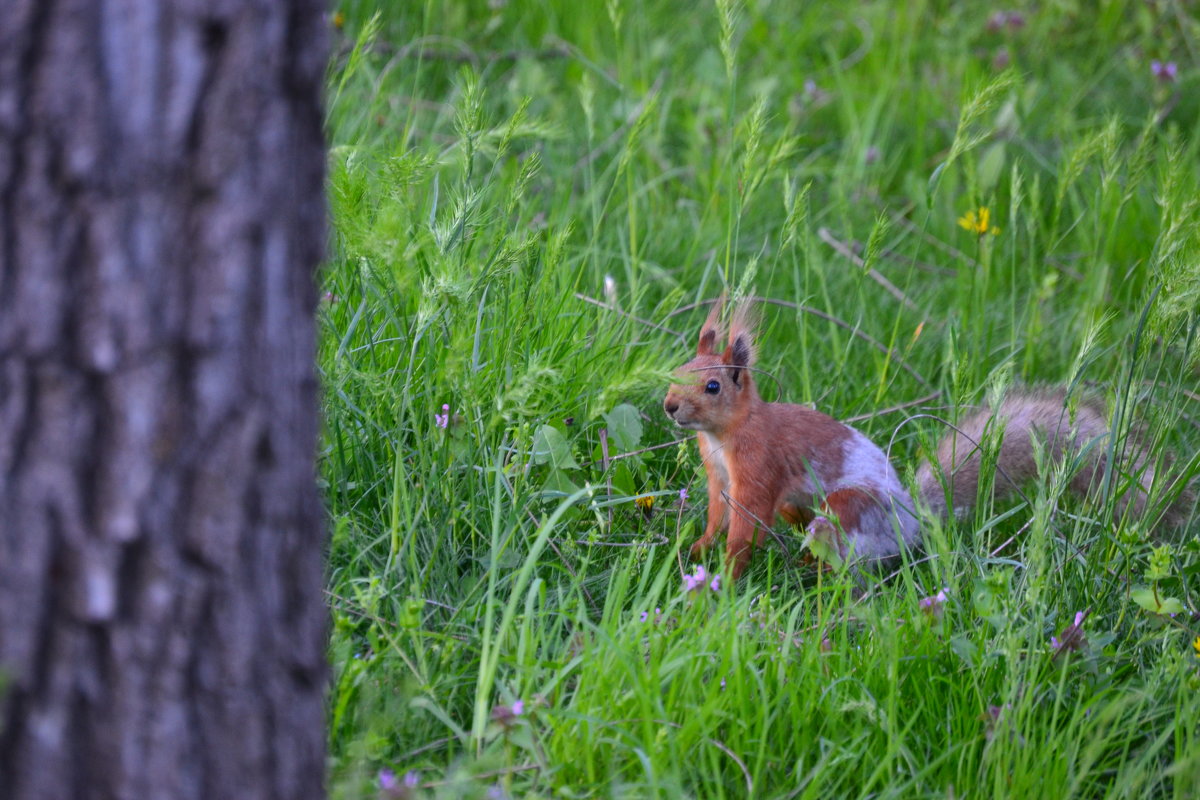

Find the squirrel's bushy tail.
[{"left": 915, "top": 390, "right": 1194, "bottom": 528}]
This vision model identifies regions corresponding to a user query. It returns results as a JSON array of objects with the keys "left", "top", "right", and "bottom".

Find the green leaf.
[
  {"left": 1159, "top": 597, "right": 1185, "bottom": 616},
  {"left": 949, "top": 635, "right": 978, "bottom": 668},
  {"left": 803, "top": 526, "right": 844, "bottom": 569},
  {"left": 611, "top": 462, "right": 636, "bottom": 496},
  {"left": 1131, "top": 587, "right": 1185, "bottom": 616},
  {"left": 1130, "top": 587, "right": 1158, "bottom": 613},
  {"left": 541, "top": 467, "right": 581, "bottom": 498},
  {"left": 531, "top": 424, "right": 579, "bottom": 470},
  {"left": 604, "top": 403, "right": 643, "bottom": 452}
]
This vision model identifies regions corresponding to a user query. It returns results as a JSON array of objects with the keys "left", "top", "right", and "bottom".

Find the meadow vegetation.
[{"left": 321, "top": 1, "right": 1200, "bottom": 796}]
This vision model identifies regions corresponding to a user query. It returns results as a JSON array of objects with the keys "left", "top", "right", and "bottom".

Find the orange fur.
[
  {"left": 664, "top": 298, "right": 920, "bottom": 577},
  {"left": 664, "top": 299, "right": 1194, "bottom": 579}
]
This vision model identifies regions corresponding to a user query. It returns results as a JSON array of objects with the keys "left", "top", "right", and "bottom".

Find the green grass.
[{"left": 320, "top": 1, "right": 1200, "bottom": 797}]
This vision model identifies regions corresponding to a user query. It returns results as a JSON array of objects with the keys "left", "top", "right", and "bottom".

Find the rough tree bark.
[{"left": 0, "top": 2, "right": 328, "bottom": 798}]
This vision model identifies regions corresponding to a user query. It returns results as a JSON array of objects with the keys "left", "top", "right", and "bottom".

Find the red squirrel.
[{"left": 663, "top": 297, "right": 1190, "bottom": 578}]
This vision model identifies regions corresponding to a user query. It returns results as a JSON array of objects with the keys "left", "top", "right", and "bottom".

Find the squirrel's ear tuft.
[
  {"left": 725, "top": 334, "right": 754, "bottom": 385},
  {"left": 729, "top": 334, "right": 753, "bottom": 368},
  {"left": 696, "top": 293, "right": 726, "bottom": 355},
  {"left": 724, "top": 301, "right": 758, "bottom": 386}
]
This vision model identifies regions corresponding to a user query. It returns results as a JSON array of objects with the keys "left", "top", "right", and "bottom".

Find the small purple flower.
[
  {"left": 490, "top": 699, "right": 525, "bottom": 729},
  {"left": 378, "top": 769, "right": 398, "bottom": 790},
  {"left": 1151, "top": 60, "right": 1178, "bottom": 83},
  {"left": 679, "top": 487, "right": 690, "bottom": 503},
  {"left": 683, "top": 565, "right": 725, "bottom": 594},
  {"left": 435, "top": 403, "right": 450, "bottom": 428},
  {"left": 683, "top": 565, "right": 708, "bottom": 592},
  {"left": 919, "top": 588, "right": 948, "bottom": 615},
  {"left": 987, "top": 10, "right": 1026, "bottom": 33},
  {"left": 1051, "top": 609, "right": 1088, "bottom": 658},
  {"left": 640, "top": 610, "right": 649, "bottom": 622},
  {"left": 404, "top": 771, "right": 419, "bottom": 789}
]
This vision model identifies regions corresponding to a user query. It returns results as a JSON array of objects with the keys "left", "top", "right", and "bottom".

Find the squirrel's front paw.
[{"left": 689, "top": 537, "right": 714, "bottom": 560}]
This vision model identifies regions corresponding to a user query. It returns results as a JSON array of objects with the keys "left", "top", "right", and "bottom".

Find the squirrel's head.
[{"left": 663, "top": 297, "right": 758, "bottom": 435}]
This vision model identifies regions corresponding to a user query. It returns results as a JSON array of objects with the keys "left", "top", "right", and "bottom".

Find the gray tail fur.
[{"left": 915, "top": 390, "right": 1194, "bottom": 528}]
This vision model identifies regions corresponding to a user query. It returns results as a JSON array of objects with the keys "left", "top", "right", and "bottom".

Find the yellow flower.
[
  {"left": 635, "top": 494, "right": 655, "bottom": 510},
  {"left": 957, "top": 206, "right": 1000, "bottom": 236},
  {"left": 1193, "top": 635, "right": 1200, "bottom": 658}
]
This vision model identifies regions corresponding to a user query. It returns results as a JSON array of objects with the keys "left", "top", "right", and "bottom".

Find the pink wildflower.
[
  {"left": 919, "top": 587, "right": 948, "bottom": 618},
  {"left": 1151, "top": 60, "right": 1178, "bottom": 83},
  {"left": 1051, "top": 609, "right": 1089, "bottom": 658}
]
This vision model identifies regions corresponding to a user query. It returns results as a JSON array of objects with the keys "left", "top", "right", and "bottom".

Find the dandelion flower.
[
  {"left": 635, "top": 494, "right": 655, "bottom": 511},
  {"left": 958, "top": 207, "right": 1000, "bottom": 236}
]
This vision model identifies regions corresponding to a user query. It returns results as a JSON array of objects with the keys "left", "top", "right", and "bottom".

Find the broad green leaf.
[
  {"left": 1131, "top": 587, "right": 1185, "bottom": 616},
  {"left": 604, "top": 403, "right": 643, "bottom": 452},
  {"left": 612, "top": 462, "right": 636, "bottom": 497},
  {"left": 531, "top": 424, "right": 579, "bottom": 470},
  {"left": 949, "top": 635, "right": 978, "bottom": 668},
  {"left": 542, "top": 467, "right": 581, "bottom": 497}
]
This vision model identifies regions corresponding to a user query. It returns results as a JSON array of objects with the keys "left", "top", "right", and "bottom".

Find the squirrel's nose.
[{"left": 664, "top": 399, "right": 679, "bottom": 417}]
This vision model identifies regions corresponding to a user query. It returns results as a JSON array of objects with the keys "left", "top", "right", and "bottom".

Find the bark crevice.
[{"left": 0, "top": 2, "right": 328, "bottom": 797}]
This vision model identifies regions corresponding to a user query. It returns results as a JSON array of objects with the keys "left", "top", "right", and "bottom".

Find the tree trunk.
[{"left": 0, "top": 2, "right": 328, "bottom": 798}]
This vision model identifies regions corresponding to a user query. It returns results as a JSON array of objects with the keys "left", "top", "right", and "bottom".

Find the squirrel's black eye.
[{"left": 705, "top": 380, "right": 720, "bottom": 394}]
